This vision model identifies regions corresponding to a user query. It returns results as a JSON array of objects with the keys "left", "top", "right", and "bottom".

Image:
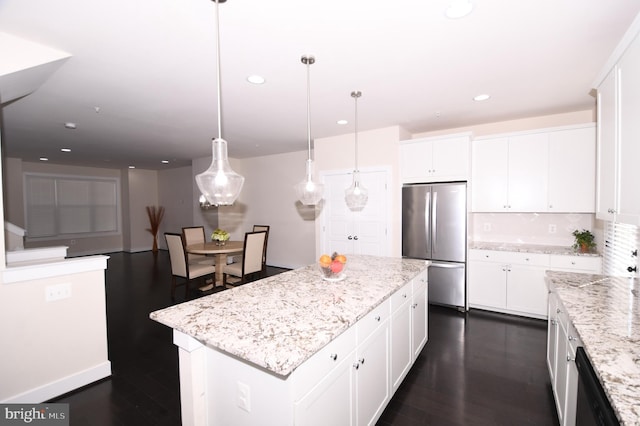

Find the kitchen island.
[
  {"left": 546, "top": 271, "right": 640, "bottom": 425},
  {"left": 151, "top": 255, "right": 429, "bottom": 425}
]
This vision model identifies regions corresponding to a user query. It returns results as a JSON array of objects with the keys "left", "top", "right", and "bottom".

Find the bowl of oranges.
[{"left": 318, "top": 252, "right": 347, "bottom": 282}]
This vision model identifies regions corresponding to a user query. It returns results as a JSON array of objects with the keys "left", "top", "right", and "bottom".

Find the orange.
[
  {"left": 335, "top": 254, "right": 347, "bottom": 264},
  {"left": 319, "top": 254, "right": 331, "bottom": 267}
]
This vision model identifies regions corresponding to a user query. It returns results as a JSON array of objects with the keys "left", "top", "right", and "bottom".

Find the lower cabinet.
[
  {"left": 547, "top": 291, "right": 580, "bottom": 426},
  {"left": 469, "top": 249, "right": 602, "bottom": 319},
  {"left": 295, "top": 268, "right": 429, "bottom": 426}
]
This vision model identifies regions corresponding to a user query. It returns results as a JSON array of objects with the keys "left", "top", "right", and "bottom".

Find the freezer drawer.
[{"left": 428, "top": 261, "right": 466, "bottom": 308}]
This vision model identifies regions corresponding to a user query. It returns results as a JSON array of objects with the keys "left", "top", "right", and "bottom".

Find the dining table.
[{"left": 186, "top": 241, "right": 243, "bottom": 287}]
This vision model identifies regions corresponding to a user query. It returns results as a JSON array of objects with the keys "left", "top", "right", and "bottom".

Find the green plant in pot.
[{"left": 572, "top": 229, "right": 596, "bottom": 253}]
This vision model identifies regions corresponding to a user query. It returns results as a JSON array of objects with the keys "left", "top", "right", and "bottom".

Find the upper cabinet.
[
  {"left": 400, "top": 133, "right": 471, "bottom": 183},
  {"left": 471, "top": 125, "right": 595, "bottom": 213},
  {"left": 595, "top": 29, "right": 640, "bottom": 225}
]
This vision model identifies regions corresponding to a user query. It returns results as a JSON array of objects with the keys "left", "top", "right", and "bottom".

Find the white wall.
[
  {"left": 217, "top": 151, "right": 313, "bottom": 269},
  {"left": 157, "top": 166, "right": 195, "bottom": 250}
]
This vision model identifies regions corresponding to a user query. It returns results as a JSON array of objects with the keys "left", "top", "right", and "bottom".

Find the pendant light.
[
  {"left": 195, "top": 0, "right": 244, "bottom": 207},
  {"left": 294, "top": 55, "right": 324, "bottom": 205},
  {"left": 344, "top": 91, "right": 368, "bottom": 211}
]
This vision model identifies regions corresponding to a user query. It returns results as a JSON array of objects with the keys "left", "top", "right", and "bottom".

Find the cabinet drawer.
[
  {"left": 357, "top": 300, "right": 390, "bottom": 345},
  {"left": 292, "top": 326, "right": 356, "bottom": 401},
  {"left": 391, "top": 282, "right": 411, "bottom": 312},
  {"left": 549, "top": 255, "right": 602, "bottom": 273},
  {"left": 469, "top": 249, "right": 549, "bottom": 266}
]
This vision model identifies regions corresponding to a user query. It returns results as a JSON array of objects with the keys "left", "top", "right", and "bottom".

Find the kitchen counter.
[
  {"left": 150, "top": 255, "right": 429, "bottom": 377},
  {"left": 471, "top": 241, "right": 601, "bottom": 257},
  {"left": 546, "top": 270, "right": 640, "bottom": 425}
]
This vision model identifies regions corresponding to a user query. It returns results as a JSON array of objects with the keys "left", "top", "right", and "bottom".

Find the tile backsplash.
[{"left": 470, "top": 213, "right": 602, "bottom": 250}]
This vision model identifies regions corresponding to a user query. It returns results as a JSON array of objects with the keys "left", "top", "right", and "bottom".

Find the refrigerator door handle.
[
  {"left": 430, "top": 262, "right": 465, "bottom": 269},
  {"left": 425, "top": 190, "right": 431, "bottom": 254},
  {"left": 432, "top": 190, "right": 438, "bottom": 252}
]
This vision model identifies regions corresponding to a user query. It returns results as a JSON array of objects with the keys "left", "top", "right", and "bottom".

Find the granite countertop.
[
  {"left": 546, "top": 270, "right": 640, "bottom": 425},
  {"left": 150, "top": 255, "right": 428, "bottom": 377},
  {"left": 470, "top": 241, "right": 601, "bottom": 257}
]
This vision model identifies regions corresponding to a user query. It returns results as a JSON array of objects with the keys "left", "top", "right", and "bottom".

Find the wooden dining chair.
[
  {"left": 165, "top": 233, "right": 216, "bottom": 299},
  {"left": 182, "top": 226, "right": 215, "bottom": 266},
  {"left": 223, "top": 231, "right": 267, "bottom": 286},
  {"left": 252, "top": 225, "right": 270, "bottom": 277}
]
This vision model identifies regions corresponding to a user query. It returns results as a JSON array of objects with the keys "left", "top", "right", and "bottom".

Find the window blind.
[
  {"left": 603, "top": 221, "right": 639, "bottom": 277},
  {"left": 25, "top": 174, "right": 119, "bottom": 239}
]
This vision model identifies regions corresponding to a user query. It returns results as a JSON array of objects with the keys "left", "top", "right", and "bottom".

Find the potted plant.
[{"left": 572, "top": 229, "right": 596, "bottom": 253}]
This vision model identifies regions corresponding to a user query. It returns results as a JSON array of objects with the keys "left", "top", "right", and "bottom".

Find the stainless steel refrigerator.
[{"left": 402, "top": 182, "right": 466, "bottom": 309}]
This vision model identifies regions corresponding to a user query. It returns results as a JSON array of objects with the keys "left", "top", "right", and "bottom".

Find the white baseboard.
[{"left": 1, "top": 361, "right": 112, "bottom": 403}]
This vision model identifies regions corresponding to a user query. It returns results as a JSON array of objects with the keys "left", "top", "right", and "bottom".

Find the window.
[
  {"left": 24, "top": 173, "right": 120, "bottom": 239},
  {"left": 603, "top": 221, "right": 639, "bottom": 277}
]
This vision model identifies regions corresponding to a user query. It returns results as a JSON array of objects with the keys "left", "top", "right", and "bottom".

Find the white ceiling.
[{"left": 1, "top": 0, "right": 639, "bottom": 170}]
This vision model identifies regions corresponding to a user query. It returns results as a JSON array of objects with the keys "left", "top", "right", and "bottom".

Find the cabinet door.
[
  {"left": 508, "top": 133, "right": 549, "bottom": 212},
  {"left": 355, "top": 320, "right": 390, "bottom": 426},
  {"left": 548, "top": 127, "right": 596, "bottom": 213},
  {"left": 506, "top": 264, "right": 548, "bottom": 317},
  {"left": 390, "top": 293, "right": 412, "bottom": 393},
  {"left": 294, "top": 351, "right": 356, "bottom": 426},
  {"left": 596, "top": 68, "right": 618, "bottom": 221},
  {"left": 400, "top": 141, "right": 433, "bottom": 183},
  {"left": 554, "top": 321, "right": 569, "bottom": 426},
  {"left": 411, "top": 280, "right": 428, "bottom": 359},
  {"left": 617, "top": 34, "right": 640, "bottom": 225},
  {"left": 432, "top": 136, "right": 470, "bottom": 181},
  {"left": 468, "top": 260, "right": 507, "bottom": 309},
  {"left": 546, "top": 293, "right": 559, "bottom": 382},
  {"left": 471, "top": 137, "right": 509, "bottom": 211}
]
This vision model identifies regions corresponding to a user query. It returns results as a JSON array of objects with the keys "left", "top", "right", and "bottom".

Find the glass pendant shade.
[
  {"left": 295, "top": 158, "right": 324, "bottom": 205},
  {"left": 345, "top": 170, "right": 368, "bottom": 211},
  {"left": 345, "top": 90, "right": 368, "bottom": 211},
  {"left": 295, "top": 55, "right": 324, "bottom": 205},
  {"left": 196, "top": 0, "right": 244, "bottom": 208},
  {"left": 196, "top": 138, "right": 245, "bottom": 206}
]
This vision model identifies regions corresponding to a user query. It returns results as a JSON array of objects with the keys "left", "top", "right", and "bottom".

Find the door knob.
[
  {"left": 348, "top": 235, "right": 353, "bottom": 240},
  {"left": 353, "top": 236, "right": 358, "bottom": 240}
]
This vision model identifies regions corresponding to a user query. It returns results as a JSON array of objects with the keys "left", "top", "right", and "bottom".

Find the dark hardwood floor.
[{"left": 50, "top": 251, "right": 558, "bottom": 425}]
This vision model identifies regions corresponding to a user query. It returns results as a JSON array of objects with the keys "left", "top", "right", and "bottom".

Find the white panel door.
[
  {"left": 322, "top": 170, "right": 389, "bottom": 257},
  {"left": 548, "top": 127, "right": 596, "bottom": 213},
  {"left": 508, "top": 132, "right": 549, "bottom": 212},
  {"left": 471, "top": 137, "right": 509, "bottom": 211},
  {"left": 617, "top": 33, "right": 640, "bottom": 225}
]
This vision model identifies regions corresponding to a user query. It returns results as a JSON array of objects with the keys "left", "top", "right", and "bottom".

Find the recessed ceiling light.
[
  {"left": 39, "top": 157, "right": 48, "bottom": 161},
  {"left": 61, "top": 148, "right": 71, "bottom": 152},
  {"left": 247, "top": 75, "right": 265, "bottom": 84},
  {"left": 64, "top": 122, "right": 77, "bottom": 129},
  {"left": 337, "top": 119, "right": 348, "bottom": 125},
  {"left": 128, "top": 165, "right": 136, "bottom": 169},
  {"left": 161, "top": 160, "right": 169, "bottom": 164},
  {"left": 445, "top": 0, "right": 474, "bottom": 19},
  {"left": 473, "top": 94, "right": 491, "bottom": 101}
]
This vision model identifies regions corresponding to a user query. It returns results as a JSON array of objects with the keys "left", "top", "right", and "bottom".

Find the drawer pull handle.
[
  {"left": 568, "top": 335, "right": 574, "bottom": 341},
  {"left": 353, "top": 362, "right": 360, "bottom": 370},
  {"left": 412, "top": 303, "right": 418, "bottom": 309},
  {"left": 359, "top": 357, "right": 365, "bottom": 365},
  {"left": 329, "top": 353, "right": 338, "bottom": 361},
  {"left": 567, "top": 354, "right": 574, "bottom": 362},
  {"left": 375, "top": 315, "right": 381, "bottom": 322}
]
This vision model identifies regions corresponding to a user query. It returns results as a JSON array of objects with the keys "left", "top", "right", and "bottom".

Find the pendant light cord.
[
  {"left": 215, "top": 0, "right": 222, "bottom": 140},
  {"left": 302, "top": 56, "right": 315, "bottom": 162},
  {"left": 352, "top": 91, "right": 362, "bottom": 172}
]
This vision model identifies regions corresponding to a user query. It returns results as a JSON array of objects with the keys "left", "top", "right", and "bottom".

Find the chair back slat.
[{"left": 165, "top": 233, "right": 188, "bottom": 277}]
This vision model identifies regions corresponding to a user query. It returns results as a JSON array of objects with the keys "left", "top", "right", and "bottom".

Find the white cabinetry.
[
  {"left": 390, "top": 282, "right": 412, "bottom": 393},
  {"left": 472, "top": 125, "right": 596, "bottom": 213},
  {"left": 400, "top": 134, "right": 470, "bottom": 183},
  {"left": 595, "top": 31, "right": 640, "bottom": 225},
  {"left": 468, "top": 250, "right": 549, "bottom": 318},
  {"left": 547, "top": 291, "right": 580, "bottom": 426},
  {"left": 468, "top": 250, "right": 601, "bottom": 319},
  {"left": 411, "top": 272, "right": 429, "bottom": 359}
]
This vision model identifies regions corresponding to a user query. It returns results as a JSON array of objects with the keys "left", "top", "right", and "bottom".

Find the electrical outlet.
[
  {"left": 483, "top": 223, "right": 492, "bottom": 232},
  {"left": 46, "top": 283, "right": 72, "bottom": 302},
  {"left": 548, "top": 224, "right": 557, "bottom": 234},
  {"left": 237, "top": 381, "right": 251, "bottom": 412}
]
